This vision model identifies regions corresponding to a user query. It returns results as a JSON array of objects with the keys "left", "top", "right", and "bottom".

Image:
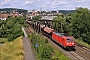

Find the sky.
[{"left": 0, "top": 0, "right": 90, "bottom": 10}]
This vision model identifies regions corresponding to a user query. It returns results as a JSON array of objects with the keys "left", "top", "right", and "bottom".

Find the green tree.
[
  {"left": 0, "top": 16, "right": 26, "bottom": 41},
  {"left": 53, "top": 14, "right": 66, "bottom": 32},
  {"left": 70, "top": 7, "right": 90, "bottom": 43},
  {"left": 32, "top": 16, "right": 41, "bottom": 20},
  {"left": 0, "top": 20, "right": 7, "bottom": 37},
  {"left": 64, "top": 14, "right": 73, "bottom": 34}
]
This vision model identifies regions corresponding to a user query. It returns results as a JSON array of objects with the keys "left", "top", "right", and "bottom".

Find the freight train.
[{"left": 26, "top": 20, "right": 75, "bottom": 50}]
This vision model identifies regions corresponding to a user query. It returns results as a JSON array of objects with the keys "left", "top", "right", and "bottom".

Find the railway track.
[
  {"left": 76, "top": 42, "right": 90, "bottom": 53},
  {"left": 25, "top": 27, "right": 33, "bottom": 34},
  {"left": 74, "top": 46, "right": 90, "bottom": 59},
  {"left": 25, "top": 26, "right": 90, "bottom": 60},
  {"left": 68, "top": 51, "right": 88, "bottom": 60}
]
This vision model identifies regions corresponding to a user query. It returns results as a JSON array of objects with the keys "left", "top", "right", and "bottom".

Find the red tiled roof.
[
  {"left": 13, "top": 14, "right": 18, "bottom": 17},
  {"left": 0, "top": 14, "right": 8, "bottom": 18}
]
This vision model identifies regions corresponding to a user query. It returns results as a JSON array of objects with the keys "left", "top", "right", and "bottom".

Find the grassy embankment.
[
  {"left": 0, "top": 36, "right": 24, "bottom": 60},
  {"left": 29, "top": 33, "right": 71, "bottom": 60},
  {"left": 0, "top": 38, "right": 8, "bottom": 44},
  {"left": 75, "top": 39, "right": 90, "bottom": 48}
]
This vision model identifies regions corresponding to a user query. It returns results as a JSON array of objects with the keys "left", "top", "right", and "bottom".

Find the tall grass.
[
  {"left": 0, "top": 36, "right": 24, "bottom": 60},
  {"left": 0, "top": 38, "right": 8, "bottom": 43}
]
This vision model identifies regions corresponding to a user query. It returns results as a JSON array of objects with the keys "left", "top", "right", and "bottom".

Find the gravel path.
[
  {"left": 22, "top": 27, "right": 36, "bottom": 60},
  {"left": 22, "top": 37, "right": 36, "bottom": 60},
  {"left": 0, "top": 44, "right": 3, "bottom": 47}
]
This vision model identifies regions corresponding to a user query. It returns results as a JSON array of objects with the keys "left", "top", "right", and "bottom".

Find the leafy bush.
[
  {"left": 45, "top": 39, "right": 48, "bottom": 43},
  {"left": 52, "top": 50, "right": 71, "bottom": 60},
  {"left": 29, "top": 33, "right": 53, "bottom": 60}
]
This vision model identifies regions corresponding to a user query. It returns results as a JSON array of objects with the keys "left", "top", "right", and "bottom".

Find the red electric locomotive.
[
  {"left": 42, "top": 26, "right": 75, "bottom": 50},
  {"left": 52, "top": 32, "right": 75, "bottom": 50}
]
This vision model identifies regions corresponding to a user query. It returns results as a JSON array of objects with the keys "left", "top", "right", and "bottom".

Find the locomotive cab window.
[{"left": 66, "top": 38, "right": 74, "bottom": 42}]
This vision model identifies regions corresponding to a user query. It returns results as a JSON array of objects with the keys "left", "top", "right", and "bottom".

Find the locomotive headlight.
[
  {"left": 67, "top": 43, "right": 69, "bottom": 45},
  {"left": 72, "top": 43, "right": 74, "bottom": 44}
]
